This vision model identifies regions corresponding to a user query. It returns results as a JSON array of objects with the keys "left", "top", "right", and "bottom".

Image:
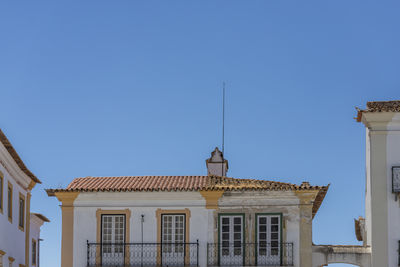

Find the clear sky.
[{"left": 1, "top": 1, "right": 400, "bottom": 266}]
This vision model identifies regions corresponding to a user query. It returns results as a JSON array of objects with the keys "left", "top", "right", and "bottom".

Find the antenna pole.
[{"left": 222, "top": 82, "right": 225, "bottom": 177}]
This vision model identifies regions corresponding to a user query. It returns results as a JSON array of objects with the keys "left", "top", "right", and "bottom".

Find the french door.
[
  {"left": 101, "top": 215, "right": 125, "bottom": 265},
  {"left": 161, "top": 214, "right": 185, "bottom": 266},
  {"left": 219, "top": 215, "right": 244, "bottom": 266},
  {"left": 256, "top": 215, "right": 281, "bottom": 266}
]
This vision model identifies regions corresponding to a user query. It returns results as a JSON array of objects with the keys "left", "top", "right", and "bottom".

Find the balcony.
[
  {"left": 207, "top": 243, "right": 293, "bottom": 266},
  {"left": 87, "top": 242, "right": 199, "bottom": 267},
  {"left": 86, "top": 242, "right": 293, "bottom": 267}
]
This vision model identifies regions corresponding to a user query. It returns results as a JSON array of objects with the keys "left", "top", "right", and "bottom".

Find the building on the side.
[
  {"left": 46, "top": 147, "right": 329, "bottom": 267},
  {"left": 0, "top": 129, "right": 49, "bottom": 267},
  {"left": 356, "top": 100, "right": 400, "bottom": 267}
]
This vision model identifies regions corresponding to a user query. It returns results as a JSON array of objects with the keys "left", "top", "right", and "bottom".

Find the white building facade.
[
  {"left": 0, "top": 129, "right": 48, "bottom": 267},
  {"left": 357, "top": 101, "right": 400, "bottom": 267},
  {"left": 47, "top": 148, "right": 328, "bottom": 267}
]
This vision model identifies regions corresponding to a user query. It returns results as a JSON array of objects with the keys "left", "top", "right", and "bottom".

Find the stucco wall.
[
  {"left": 0, "top": 164, "right": 27, "bottom": 267},
  {"left": 71, "top": 190, "right": 303, "bottom": 267},
  {"left": 386, "top": 114, "right": 400, "bottom": 267}
]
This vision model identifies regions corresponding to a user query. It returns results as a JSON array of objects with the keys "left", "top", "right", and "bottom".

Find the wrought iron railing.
[
  {"left": 207, "top": 243, "right": 293, "bottom": 266},
  {"left": 87, "top": 242, "right": 199, "bottom": 267}
]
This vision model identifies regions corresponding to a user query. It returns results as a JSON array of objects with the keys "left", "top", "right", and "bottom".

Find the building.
[
  {"left": 0, "top": 129, "right": 49, "bottom": 267},
  {"left": 357, "top": 100, "right": 400, "bottom": 267},
  {"left": 47, "top": 147, "right": 329, "bottom": 267}
]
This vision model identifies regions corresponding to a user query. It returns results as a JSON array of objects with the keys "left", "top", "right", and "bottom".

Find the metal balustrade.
[
  {"left": 87, "top": 242, "right": 199, "bottom": 267},
  {"left": 86, "top": 241, "right": 293, "bottom": 267},
  {"left": 207, "top": 243, "right": 294, "bottom": 266}
]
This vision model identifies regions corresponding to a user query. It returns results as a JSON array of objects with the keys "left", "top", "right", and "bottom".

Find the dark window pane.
[
  {"left": 234, "top": 233, "right": 241, "bottom": 240},
  {"left": 259, "top": 233, "right": 266, "bottom": 240},
  {"left": 234, "top": 217, "right": 241, "bottom": 224},
  {"left": 222, "top": 248, "right": 229, "bottom": 256},
  {"left": 234, "top": 225, "right": 241, "bottom": 232},
  {"left": 271, "top": 241, "right": 278, "bottom": 247},
  {"left": 222, "top": 217, "right": 229, "bottom": 224},
  {"left": 260, "top": 226, "right": 266, "bottom": 232},
  {"left": 271, "top": 217, "right": 279, "bottom": 224},
  {"left": 271, "top": 225, "right": 279, "bottom": 232},
  {"left": 259, "top": 248, "right": 266, "bottom": 255},
  {"left": 259, "top": 217, "right": 266, "bottom": 224},
  {"left": 271, "top": 233, "right": 279, "bottom": 239},
  {"left": 233, "top": 241, "right": 241, "bottom": 247},
  {"left": 222, "top": 233, "right": 229, "bottom": 240},
  {"left": 271, "top": 248, "right": 279, "bottom": 255},
  {"left": 222, "top": 226, "right": 229, "bottom": 232}
]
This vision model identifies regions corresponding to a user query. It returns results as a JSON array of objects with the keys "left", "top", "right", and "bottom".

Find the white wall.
[
  {"left": 386, "top": 114, "right": 400, "bottom": 267},
  {"left": 71, "top": 190, "right": 303, "bottom": 267},
  {"left": 0, "top": 164, "right": 27, "bottom": 267},
  {"left": 362, "top": 112, "right": 400, "bottom": 267},
  {"left": 72, "top": 191, "right": 209, "bottom": 267}
]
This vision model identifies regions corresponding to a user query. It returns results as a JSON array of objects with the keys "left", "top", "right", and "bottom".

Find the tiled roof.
[
  {"left": 357, "top": 100, "right": 400, "bottom": 121},
  {"left": 0, "top": 129, "right": 41, "bottom": 184},
  {"left": 365, "top": 100, "right": 400, "bottom": 112},
  {"left": 46, "top": 175, "right": 329, "bottom": 218}
]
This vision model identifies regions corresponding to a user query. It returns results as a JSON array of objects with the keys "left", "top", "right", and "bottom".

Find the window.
[
  {"left": 7, "top": 182, "right": 12, "bottom": 222},
  {"left": 162, "top": 214, "right": 185, "bottom": 252},
  {"left": 32, "top": 239, "right": 37, "bottom": 265},
  {"left": 256, "top": 214, "right": 282, "bottom": 266},
  {"left": 0, "top": 172, "right": 3, "bottom": 214},
  {"left": 18, "top": 193, "right": 25, "bottom": 231},
  {"left": 219, "top": 214, "right": 244, "bottom": 265},
  {"left": 101, "top": 214, "right": 125, "bottom": 265}
]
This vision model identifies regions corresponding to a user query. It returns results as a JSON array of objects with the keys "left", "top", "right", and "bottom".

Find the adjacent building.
[
  {"left": 0, "top": 130, "right": 49, "bottom": 267},
  {"left": 357, "top": 100, "right": 400, "bottom": 267}
]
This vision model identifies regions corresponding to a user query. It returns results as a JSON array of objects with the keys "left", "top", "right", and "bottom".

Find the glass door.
[
  {"left": 162, "top": 214, "right": 185, "bottom": 266},
  {"left": 256, "top": 215, "right": 281, "bottom": 266},
  {"left": 101, "top": 215, "right": 125, "bottom": 266},
  {"left": 220, "top": 215, "right": 243, "bottom": 266}
]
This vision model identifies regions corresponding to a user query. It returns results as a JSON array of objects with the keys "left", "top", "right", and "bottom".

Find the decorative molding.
[
  {"left": 54, "top": 192, "right": 80, "bottom": 207},
  {"left": 200, "top": 190, "right": 224, "bottom": 209}
]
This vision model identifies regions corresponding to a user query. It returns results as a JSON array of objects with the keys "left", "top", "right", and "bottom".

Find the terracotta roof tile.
[
  {"left": 357, "top": 100, "right": 400, "bottom": 121},
  {"left": 46, "top": 175, "right": 329, "bottom": 218}
]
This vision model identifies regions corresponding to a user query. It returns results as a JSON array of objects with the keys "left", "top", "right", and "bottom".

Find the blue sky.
[{"left": 1, "top": 1, "right": 400, "bottom": 266}]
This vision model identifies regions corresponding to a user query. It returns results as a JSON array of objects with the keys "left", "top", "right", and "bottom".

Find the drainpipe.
[{"left": 141, "top": 215, "right": 144, "bottom": 267}]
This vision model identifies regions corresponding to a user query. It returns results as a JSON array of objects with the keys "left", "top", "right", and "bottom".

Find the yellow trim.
[
  {"left": 31, "top": 238, "right": 37, "bottom": 266},
  {"left": 19, "top": 265, "right": 25, "bottom": 267},
  {"left": 0, "top": 171, "right": 3, "bottom": 214},
  {"left": 0, "top": 250, "right": 5, "bottom": 256},
  {"left": 8, "top": 257, "right": 14, "bottom": 262},
  {"left": 96, "top": 209, "right": 131, "bottom": 265},
  {"left": 54, "top": 192, "right": 79, "bottom": 267},
  {"left": 18, "top": 193, "right": 25, "bottom": 232},
  {"left": 7, "top": 182, "right": 12, "bottom": 223},
  {"left": 27, "top": 181, "right": 36, "bottom": 191},
  {"left": 156, "top": 209, "right": 191, "bottom": 266},
  {"left": 199, "top": 190, "right": 224, "bottom": 209},
  {"left": 25, "top": 193, "right": 31, "bottom": 267}
]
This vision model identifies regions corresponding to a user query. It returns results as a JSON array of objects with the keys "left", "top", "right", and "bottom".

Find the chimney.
[{"left": 206, "top": 147, "right": 228, "bottom": 176}]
